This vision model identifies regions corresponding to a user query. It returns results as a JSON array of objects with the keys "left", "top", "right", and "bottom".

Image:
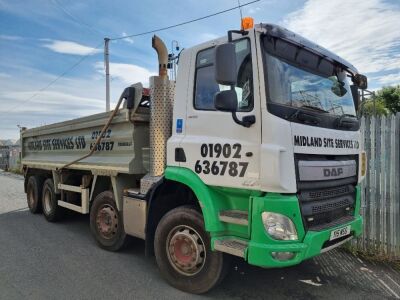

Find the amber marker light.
[
  {"left": 241, "top": 17, "right": 254, "bottom": 30},
  {"left": 361, "top": 151, "right": 367, "bottom": 176}
]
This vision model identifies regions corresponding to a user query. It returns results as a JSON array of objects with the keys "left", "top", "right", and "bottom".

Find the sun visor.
[
  {"left": 263, "top": 37, "right": 335, "bottom": 77},
  {"left": 261, "top": 23, "right": 358, "bottom": 75}
]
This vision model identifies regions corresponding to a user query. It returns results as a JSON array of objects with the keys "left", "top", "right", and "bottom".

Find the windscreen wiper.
[
  {"left": 335, "top": 114, "right": 358, "bottom": 129},
  {"left": 288, "top": 105, "right": 327, "bottom": 125},
  {"left": 299, "top": 105, "right": 330, "bottom": 113}
]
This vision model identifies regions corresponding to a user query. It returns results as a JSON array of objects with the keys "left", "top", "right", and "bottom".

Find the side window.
[
  {"left": 194, "top": 49, "right": 218, "bottom": 110},
  {"left": 194, "top": 39, "right": 253, "bottom": 111}
]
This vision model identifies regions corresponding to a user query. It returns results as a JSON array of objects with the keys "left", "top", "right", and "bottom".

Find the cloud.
[
  {"left": 0, "top": 59, "right": 156, "bottom": 140},
  {"left": 372, "top": 72, "right": 400, "bottom": 85},
  {"left": 2, "top": 90, "right": 101, "bottom": 112},
  {"left": 0, "top": 34, "right": 22, "bottom": 41},
  {"left": 282, "top": 0, "right": 400, "bottom": 74},
  {"left": 95, "top": 62, "right": 156, "bottom": 85},
  {"left": 0, "top": 66, "right": 127, "bottom": 139},
  {"left": 0, "top": 70, "right": 104, "bottom": 115},
  {"left": 121, "top": 32, "right": 134, "bottom": 44},
  {"left": 0, "top": 73, "right": 11, "bottom": 78},
  {"left": 247, "top": 6, "right": 261, "bottom": 14},
  {"left": 42, "top": 40, "right": 102, "bottom": 55}
]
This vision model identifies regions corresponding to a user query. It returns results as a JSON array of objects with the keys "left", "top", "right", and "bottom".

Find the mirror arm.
[
  {"left": 227, "top": 86, "right": 255, "bottom": 128},
  {"left": 231, "top": 112, "right": 255, "bottom": 128},
  {"left": 228, "top": 30, "right": 248, "bottom": 42},
  {"left": 232, "top": 112, "right": 244, "bottom": 126}
]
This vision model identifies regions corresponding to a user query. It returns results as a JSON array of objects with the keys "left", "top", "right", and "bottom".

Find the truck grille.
[
  {"left": 306, "top": 206, "right": 354, "bottom": 230},
  {"left": 308, "top": 186, "right": 350, "bottom": 200},
  {"left": 295, "top": 154, "right": 358, "bottom": 231},
  {"left": 300, "top": 186, "right": 355, "bottom": 230},
  {"left": 311, "top": 198, "right": 351, "bottom": 214}
]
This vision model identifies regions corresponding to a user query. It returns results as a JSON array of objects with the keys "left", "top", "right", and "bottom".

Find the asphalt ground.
[{"left": 0, "top": 170, "right": 399, "bottom": 299}]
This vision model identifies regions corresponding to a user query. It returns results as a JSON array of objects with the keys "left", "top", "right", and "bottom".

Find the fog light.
[
  {"left": 271, "top": 251, "right": 296, "bottom": 261},
  {"left": 262, "top": 212, "right": 298, "bottom": 241}
]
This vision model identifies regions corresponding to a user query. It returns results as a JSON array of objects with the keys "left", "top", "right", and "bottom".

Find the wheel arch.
[
  {"left": 90, "top": 175, "right": 112, "bottom": 205},
  {"left": 145, "top": 167, "right": 223, "bottom": 255},
  {"left": 163, "top": 167, "right": 223, "bottom": 232},
  {"left": 24, "top": 168, "right": 52, "bottom": 193}
]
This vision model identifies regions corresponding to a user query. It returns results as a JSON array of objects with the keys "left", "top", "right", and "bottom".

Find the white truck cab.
[{"left": 169, "top": 24, "right": 365, "bottom": 193}]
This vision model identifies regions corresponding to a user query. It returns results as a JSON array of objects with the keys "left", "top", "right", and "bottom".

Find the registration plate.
[{"left": 330, "top": 225, "right": 351, "bottom": 241}]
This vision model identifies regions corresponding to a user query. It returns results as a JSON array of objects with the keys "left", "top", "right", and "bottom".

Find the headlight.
[{"left": 262, "top": 212, "right": 298, "bottom": 241}]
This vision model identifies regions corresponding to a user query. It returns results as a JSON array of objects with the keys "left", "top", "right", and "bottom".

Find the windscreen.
[
  {"left": 263, "top": 37, "right": 356, "bottom": 117},
  {"left": 266, "top": 55, "right": 356, "bottom": 116}
]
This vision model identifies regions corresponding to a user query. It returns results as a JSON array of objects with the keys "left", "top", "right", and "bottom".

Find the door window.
[{"left": 194, "top": 39, "right": 253, "bottom": 111}]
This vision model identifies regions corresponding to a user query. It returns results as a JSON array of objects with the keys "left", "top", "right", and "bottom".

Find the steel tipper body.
[
  {"left": 21, "top": 107, "right": 150, "bottom": 174},
  {"left": 21, "top": 21, "right": 368, "bottom": 294},
  {"left": 21, "top": 85, "right": 151, "bottom": 216}
]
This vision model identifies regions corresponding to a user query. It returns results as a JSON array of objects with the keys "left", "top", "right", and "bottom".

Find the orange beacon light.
[{"left": 241, "top": 17, "right": 254, "bottom": 30}]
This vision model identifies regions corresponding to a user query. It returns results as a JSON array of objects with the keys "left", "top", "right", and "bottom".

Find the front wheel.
[{"left": 154, "top": 206, "right": 230, "bottom": 294}]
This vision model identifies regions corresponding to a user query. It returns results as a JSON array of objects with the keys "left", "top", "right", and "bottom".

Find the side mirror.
[
  {"left": 123, "top": 82, "right": 143, "bottom": 110},
  {"left": 214, "top": 89, "right": 255, "bottom": 128},
  {"left": 214, "top": 43, "right": 237, "bottom": 85},
  {"left": 350, "top": 85, "right": 360, "bottom": 111},
  {"left": 123, "top": 86, "right": 136, "bottom": 109},
  {"left": 214, "top": 90, "right": 238, "bottom": 112},
  {"left": 353, "top": 74, "right": 368, "bottom": 90}
]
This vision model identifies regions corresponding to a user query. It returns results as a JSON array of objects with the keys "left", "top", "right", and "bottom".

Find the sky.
[{"left": 0, "top": 0, "right": 399, "bottom": 140}]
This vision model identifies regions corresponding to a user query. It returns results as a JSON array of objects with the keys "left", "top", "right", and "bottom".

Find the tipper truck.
[{"left": 21, "top": 20, "right": 368, "bottom": 293}]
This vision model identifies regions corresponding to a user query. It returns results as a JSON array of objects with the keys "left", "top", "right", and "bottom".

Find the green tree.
[
  {"left": 361, "top": 99, "right": 388, "bottom": 116},
  {"left": 374, "top": 85, "right": 400, "bottom": 114}
]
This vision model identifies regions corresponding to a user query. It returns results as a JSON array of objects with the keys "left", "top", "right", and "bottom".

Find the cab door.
[{"left": 178, "top": 33, "right": 261, "bottom": 190}]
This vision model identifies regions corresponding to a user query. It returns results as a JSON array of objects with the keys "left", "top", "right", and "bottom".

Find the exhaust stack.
[
  {"left": 152, "top": 35, "right": 168, "bottom": 78},
  {"left": 141, "top": 35, "right": 175, "bottom": 194}
]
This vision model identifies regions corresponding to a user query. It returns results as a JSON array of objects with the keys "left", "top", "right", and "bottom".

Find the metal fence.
[
  {"left": 353, "top": 114, "right": 400, "bottom": 259},
  {"left": 0, "top": 146, "right": 10, "bottom": 170},
  {"left": 8, "top": 146, "right": 21, "bottom": 170},
  {"left": 0, "top": 145, "right": 21, "bottom": 171}
]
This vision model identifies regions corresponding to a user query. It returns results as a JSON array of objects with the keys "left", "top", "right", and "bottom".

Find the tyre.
[
  {"left": 26, "top": 175, "right": 43, "bottom": 214},
  {"left": 154, "top": 206, "right": 230, "bottom": 294},
  {"left": 90, "top": 191, "right": 127, "bottom": 251},
  {"left": 42, "top": 178, "right": 63, "bottom": 222}
]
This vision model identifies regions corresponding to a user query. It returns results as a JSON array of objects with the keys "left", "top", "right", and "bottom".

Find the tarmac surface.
[{"left": 0, "top": 170, "right": 399, "bottom": 299}]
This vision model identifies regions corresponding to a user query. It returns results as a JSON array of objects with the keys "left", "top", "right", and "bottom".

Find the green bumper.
[{"left": 247, "top": 188, "right": 362, "bottom": 268}]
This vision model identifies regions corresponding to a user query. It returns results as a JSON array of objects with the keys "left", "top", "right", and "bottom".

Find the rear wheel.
[
  {"left": 90, "top": 191, "right": 127, "bottom": 251},
  {"left": 42, "top": 178, "right": 63, "bottom": 222},
  {"left": 154, "top": 206, "right": 230, "bottom": 294},
  {"left": 26, "top": 175, "right": 43, "bottom": 214}
]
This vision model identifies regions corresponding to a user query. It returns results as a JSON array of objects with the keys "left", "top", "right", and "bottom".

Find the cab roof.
[{"left": 259, "top": 23, "right": 358, "bottom": 74}]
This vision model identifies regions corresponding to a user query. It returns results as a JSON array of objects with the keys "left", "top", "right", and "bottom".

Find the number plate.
[{"left": 330, "top": 225, "right": 351, "bottom": 241}]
